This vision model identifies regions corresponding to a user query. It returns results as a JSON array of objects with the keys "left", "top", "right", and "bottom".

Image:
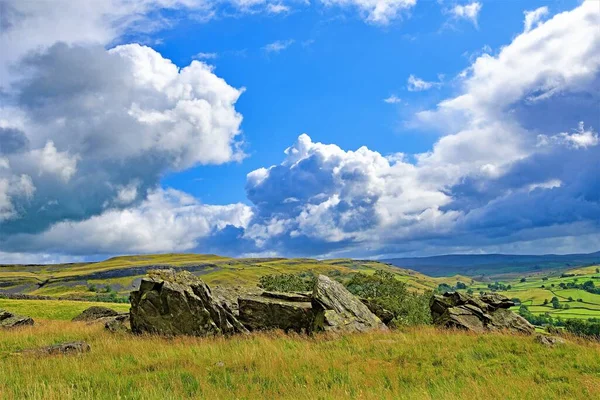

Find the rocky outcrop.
[
  {"left": 312, "top": 275, "right": 387, "bottom": 333},
  {"left": 430, "top": 292, "right": 534, "bottom": 335},
  {"left": 238, "top": 296, "right": 314, "bottom": 333},
  {"left": 0, "top": 309, "right": 34, "bottom": 328},
  {"left": 72, "top": 306, "right": 121, "bottom": 322},
  {"left": 129, "top": 269, "right": 247, "bottom": 337}
]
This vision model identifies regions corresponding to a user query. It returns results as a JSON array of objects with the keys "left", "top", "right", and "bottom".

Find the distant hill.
[{"left": 383, "top": 251, "right": 600, "bottom": 278}]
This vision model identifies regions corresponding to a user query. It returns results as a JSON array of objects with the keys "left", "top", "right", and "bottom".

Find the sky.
[{"left": 0, "top": 0, "right": 599, "bottom": 263}]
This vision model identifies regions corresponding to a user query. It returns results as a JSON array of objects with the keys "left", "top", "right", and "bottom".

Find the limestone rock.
[
  {"left": 260, "top": 291, "right": 312, "bottom": 302},
  {"left": 360, "top": 299, "right": 395, "bottom": 325},
  {"left": 238, "top": 296, "right": 314, "bottom": 333},
  {"left": 21, "top": 341, "right": 91, "bottom": 356},
  {"left": 0, "top": 309, "right": 34, "bottom": 328},
  {"left": 430, "top": 292, "right": 534, "bottom": 335},
  {"left": 534, "top": 334, "right": 565, "bottom": 347},
  {"left": 129, "top": 269, "right": 247, "bottom": 337},
  {"left": 72, "top": 306, "right": 121, "bottom": 322},
  {"left": 104, "top": 314, "right": 131, "bottom": 333},
  {"left": 312, "top": 275, "right": 387, "bottom": 333}
]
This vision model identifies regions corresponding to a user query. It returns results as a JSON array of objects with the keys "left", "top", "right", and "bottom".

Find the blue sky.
[{"left": 0, "top": 0, "right": 598, "bottom": 262}]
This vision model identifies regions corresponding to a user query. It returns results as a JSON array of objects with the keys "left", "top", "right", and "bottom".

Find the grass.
[
  {"left": 0, "top": 299, "right": 130, "bottom": 321},
  {"left": 0, "top": 322, "right": 598, "bottom": 400}
]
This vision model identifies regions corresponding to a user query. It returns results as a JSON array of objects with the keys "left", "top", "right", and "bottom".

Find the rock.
[
  {"left": 360, "top": 299, "right": 395, "bottom": 325},
  {"left": 0, "top": 309, "right": 34, "bottom": 328},
  {"left": 479, "top": 293, "right": 515, "bottom": 310},
  {"left": 238, "top": 296, "right": 314, "bottom": 333},
  {"left": 129, "top": 269, "right": 248, "bottom": 337},
  {"left": 534, "top": 334, "right": 565, "bottom": 347},
  {"left": 260, "top": 291, "right": 312, "bottom": 302},
  {"left": 72, "top": 306, "right": 121, "bottom": 322},
  {"left": 21, "top": 341, "right": 91, "bottom": 356},
  {"left": 430, "top": 292, "right": 534, "bottom": 335},
  {"left": 104, "top": 314, "right": 131, "bottom": 333},
  {"left": 312, "top": 275, "right": 387, "bottom": 333}
]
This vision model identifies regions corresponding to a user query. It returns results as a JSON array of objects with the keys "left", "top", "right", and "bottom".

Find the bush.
[
  {"left": 258, "top": 273, "right": 316, "bottom": 292},
  {"left": 346, "top": 271, "right": 432, "bottom": 327}
]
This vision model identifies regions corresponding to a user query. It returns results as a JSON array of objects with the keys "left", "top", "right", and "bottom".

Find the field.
[
  {"left": 0, "top": 319, "right": 599, "bottom": 400},
  {"left": 0, "top": 299, "right": 130, "bottom": 321},
  {"left": 458, "top": 266, "right": 600, "bottom": 321}
]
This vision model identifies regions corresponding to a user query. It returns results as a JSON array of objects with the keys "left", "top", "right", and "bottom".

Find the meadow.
[{"left": 1, "top": 319, "right": 599, "bottom": 400}]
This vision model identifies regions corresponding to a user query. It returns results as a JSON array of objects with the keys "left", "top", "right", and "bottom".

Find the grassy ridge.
[{"left": 0, "top": 322, "right": 598, "bottom": 400}]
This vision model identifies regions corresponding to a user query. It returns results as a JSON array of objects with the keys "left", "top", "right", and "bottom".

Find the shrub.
[
  {"left": 346, "top": 271, "right": 432, "bottom": 327},
  {"left": 258, "top": 273, "right": 316, "bottom": 292}
]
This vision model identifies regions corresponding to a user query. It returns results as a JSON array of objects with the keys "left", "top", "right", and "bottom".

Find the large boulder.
[
  {"left": 0, "top": 309, "right": 34, "bottom": 328},
  {"left": 312, "top": 275, "right": 387, "bottom": 333},
  {"left": 238, "top": 296, "right": 314, "bottom": 333},
  {"left": 72, "top": 306, "right": 121, "bottom": 322},
  {"left": 430, "top": 292, "right": 534, "bottom": 335},
  {"left": 129, "top": 269, "right": 248, "bottom": 337}
]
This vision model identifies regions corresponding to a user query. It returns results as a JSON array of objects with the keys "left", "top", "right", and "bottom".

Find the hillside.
[
  {"left": 383, "top": 251, "right": 600, "bottom": 278},
  {"left": 0, "top": 254, "right": 468, "bottom": 300},
  {"left": 1, "top": 253, "right": 600, "bottom": 324}
]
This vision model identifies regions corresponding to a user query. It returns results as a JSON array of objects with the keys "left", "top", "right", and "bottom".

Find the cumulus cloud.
[
  {"left": 231, "top": 1, "right": 600, "bottom": 257},
  {"left": 450, "top": 2, "right": 482, "bottom": 27},
  {"left": 321, "top": 0, "right": 417, "bottom": 25},
  {"left": 0, "top": 43, "right": 244, "bottom": 238},
  {"left": 4, "top": 189, "right": 252, "bottom": 255},
  {"left": 524, "top": 6, "right": 549, "bottom": 32}
]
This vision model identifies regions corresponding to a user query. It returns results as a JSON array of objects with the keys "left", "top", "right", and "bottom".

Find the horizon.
[{"left": 1, "top": 0, "right": 599, "bottom": 264}]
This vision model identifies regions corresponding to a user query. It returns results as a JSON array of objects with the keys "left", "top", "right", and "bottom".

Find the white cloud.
[
  {"left": 524, "top": 6, "right": 549, "bottom": 32},
  {"left": 267, "top": 3, "right": 291, "bottom": 13},
  {"left": 263, "top": 39, "right": 295, "bottom": 53},
  {"left": 450, "top": 2, "right": 482, "bottom": 27},
  {"left": 6, "top": 189, "right": 253, "bottom": 255},
  {"left": 538, "top": 122, "right": 599, "bottom": 149},
  {"left": 193, "top": 52, "right": 218, "bottom": 60},
  {"left": 383, "top": 95, "right": 402, "bottom": 104},
  {"left": 320, "top": 0, "right": 417, "bottom": 25},
  {"left": 0, "top": 43, "right": 244, "bottom": 236},
  {"left": 407, "top": 74, "right": 441, "bottom": 91}
]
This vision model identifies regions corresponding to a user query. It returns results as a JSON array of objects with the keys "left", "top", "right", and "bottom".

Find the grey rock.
[
  {"left": 312, "top": 275, "right": 387, "bottom": 333},
  {"left": 430, "top": 292, "right": 534, "bottom": 335},
  {"left": 21, "top": 341, "right": 91, "bottom": 356},
  {"left": 72, "top": 306, "right": 121, "bottom": 322},
  {"left": 260, "top": 291, "right": 312, "bottom": 302},
  {"left": 534, "top": 335, "right": 565, "bottom": 347},
  {"left": 238, "top": 296, "right": 314, "bottom": 333},
  {"left": 360, "top": 299, "right": 395, "bottom": 325},
  {"left": 129, "top": 269, "right": 248, "bottom": 337},
  {"left": 0, "top": 309, "right": 34, "bottom": 328},
  {"left": 104, "top": 314, "right": 131, "bottom": 333}
]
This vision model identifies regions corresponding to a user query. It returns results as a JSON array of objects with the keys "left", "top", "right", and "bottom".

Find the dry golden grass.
[{"left": 1, "top": 321, "right": 599, "bottom": 400}]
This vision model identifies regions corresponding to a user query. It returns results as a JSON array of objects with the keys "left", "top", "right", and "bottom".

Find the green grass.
[
  {"left": 463, "top": 265, "right": 600, "bottom": 321},
  {"left": 0, "top": 322, "right": 598, "bottom": 400},
  {"left": 0, "top": 299, "right": 130, "bottom": 321}
]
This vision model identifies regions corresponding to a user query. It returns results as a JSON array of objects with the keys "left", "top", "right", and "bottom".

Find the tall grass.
[{"left": 1, "top": 321, "right": 598, "bottom": 399}]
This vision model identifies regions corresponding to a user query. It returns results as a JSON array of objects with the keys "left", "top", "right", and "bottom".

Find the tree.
[
  {"left": 551, "top": 297, "right": 561, "bottom": 309},
  {"left": 520, "top": 278, "right": 527, "bottom": 283},
  {"left": 596, "top": 267, "right": 599, "bottom": 274},
  {"left": 543, "top": 299, "right": 549, "bottom": 306},
  {"left": 542, "top": 277, "right": 548, "bottom": 281}
]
